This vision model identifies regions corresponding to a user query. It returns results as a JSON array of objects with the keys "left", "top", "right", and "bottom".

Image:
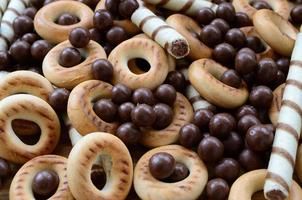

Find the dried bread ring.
[
  {"left": 166, "top": 14, "right": 212, "bottom": 60},
  {"left": 269, "top": 83, "right": 285, "bottom": 126},
  {"left": 229, "top": 169, "right": 302, "bottom": 200},
  {"left": 134, "top": 145, "right": 208, "bottom": 200},
  {"left": 43, "top": 40, "right": 106, "bottom": 89},
  {"left": 109, "top": 38, "right": 169, "bottom": 90},
  {"left": 67, "top": 132, "right": 133, "bottom": 200},
  {"left": 0, "top": 94, "right": 60, "bottom": 163},
  {"left": 233, "top": 0, "right": 290, "bottom": 19},
  {"left": 10, "top": 155, "right": 73, "bottom": 200},
  {"left": 34, "top": 0, "right": 94, "bottom": 44},
  {"left": 67, "top": 80, "right": 119, "bottom": 136},
  {"left": 253, "top": 9, "right": 298, "bottom": 57},
  {"left": 140, "top": 93, "right": 193, "bottom": 148},
  {"left": 188, "top": 59, "right": 249, "bottom": 109}
]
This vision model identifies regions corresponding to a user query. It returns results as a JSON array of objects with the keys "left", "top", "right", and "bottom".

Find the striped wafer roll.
[
  {"left": 131, "top": 4, "right": 190, "bottom": 59},
  {"left": 142, "top": 0, "right": 218, "bottom": 15},
  {"left": 0, "top": 0, "right": 9, "bottom": 22},
  {"left": 0, "top": 0, "right": 30, "bottom": 51},
  {"left": 181, "top": 68, "right": 216, "bottom": 111},
  {"left": 264, "top": 32, "right": 302, "bottom": 200}
]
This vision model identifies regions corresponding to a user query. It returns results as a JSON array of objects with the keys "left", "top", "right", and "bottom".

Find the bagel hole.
[
  {"left": 252, "top": 191, "right": 265, "bottom": 200},
  {"left": 128, "top": 58, "right": 151, "bottom": 74},
  {"left": 12, "top": 119, "right": 41, "bottom": 145},
  {"left": 91, "top": 164, "right": 107, "bottom": 190}
]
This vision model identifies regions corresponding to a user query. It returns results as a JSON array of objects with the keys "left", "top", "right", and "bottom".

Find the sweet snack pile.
[{"left": 1, "top": 0, "right": 302, "bottom": 200}]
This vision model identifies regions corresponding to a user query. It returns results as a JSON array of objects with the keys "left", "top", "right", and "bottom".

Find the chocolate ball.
[
  {"left": 112, "top": 84, "right": 132, "bottom": 104},
  {"left": 165, "top": 71, "right": 186, "bottom": 92},
  {"left": 49, "top": 88, "right": 70, "bottom": 112},
  {"left": 206, "top": 178, "right": 230, "bottom": 200},
  {"left": 214, "top": 158, "right": 240, "bottom": 183},
  {"left": 209, "top": 113, "right": 236, "bottom": 139},
  {"left": 0, "top": 159, "right": 10, "bottom": 178},
  {"left": 106, "top": 26, "right": 128, "bottom": 45},
  {"left": 105, "top": 0, "right": 120, "bottom": 14},
  {"left": 252, "top": 1, "right": 272, "bottom": 10},
  {"left": 225, "top": 28, "right": 246, "bottom": 49},
  {"left": 276, "top": 57, "right": 290, "bottom": 74},
  {"left": 235, "top": 12, "right": 252, "bottom": 28},
  {"left": 271, "top": 70, "right": 286, "bottom": 87},
  {"left": 192, "top": 109, "right": 213, "bottom": 130},
  {"left": 57, "top": 13, "right": 79, "bottom": 25},
  {"left": 179, "top": 123, "right": 202, "bottom": 148},
  {"left": 91, "top": 59, "right": 113, "bottom": 82},
  {"left": 118, "top": 0, "right": 139, "bottom": 18},
  {"left": 32, "top": 170, "right": 59, "bottom": 196},
  {"left": 93, "top": 99, "right": 117, "bottom": 123},
  {"left": 213, "top": 43, "right": 236, "bottom": 66},
  {"left": 256, "top": 58, "right": 278, "bottom": 85},
  {"left": 131, "top": 104, "right": 156, "bottom": 127},
  {"left": 69, "top": 27, "right": 90, "bottom": 48},
  {"left": 249, "top": 86, "right": 273, "bottom": 108},
  {"left": 58, "top": 47, "right": 82, "bottom": 67},
  {"left": 246, "top": 124, "right": 274, "bottom": 151},
  {"left": 210, "top": 18, "right": 230, "bottom": 35},
  {"left": 13, "top": 15, "right": 33, "bottom": 36},
  {"left": 238, "top": 149, "right": 263, "bottom": 171},
  {"left": 235, "top": 51, "right": 258, "bottom": 75},
  {"left": 116, "top": 122, "right": 141, "bottom": 145},
  {"left": 153, "top": 103, "right": 173, "bottom": 130},
  {"left": 118, "top": 102, "right": 135, "bottom": 122},
  {"left": 291, "top": 5, "right": 302, "bottom": 24},
  {"left": 43, "top": 0, "right": 55, "bottom": 5},
  {"left": 132, "top": 88, "right": 155, "bottom": 105},
  {"left": 149, "top": 152, "right": 176, "bottom": 180},
  {"left": 89, "top": 28, "right": 104, "bottom": 44},
  {"left": 196, "top": 8, "right": 215, "bottom": 25},
  {"left": 31, "top": 40, "right": 52, "bottom": 61},
  {"left": 237, "top": 114, "right": 261, "bottom": 135},
  {"left": 246, "top": 36, "right": 265, "bottom": 53},
  {"left": 23, "top": 7, "right": 37, "bottom": 19},
  {"left": 199, "top": 25, "right": 223, "bottom": 48},
  {"left": 198, "top": 136, "right": 224, "bottom": 163},
  {"left": 93, "top": 9, "right": 113, "bottom": 31},
  {"left": 167, "top": 162, "right": 189, "bottom": 182},
  {"left": 220, "top": 69, "right": 241, "bottom": 88},
  {"left": 222, "top": 131, "right": 243, "bottom": 157},
  {"left": 0, "top": 51, "right": 11, "bottom": 69},
  {"left": 30, "top": 0, "right": 44, "bottom": 8},
  {"left": 216, "top": 3, "right": 236, "bottom": 24},
  {"left": 154, "top": 84, "right": 176, "bottom": 106},
  {"left": 10, "top": 40, "right": 31, "bottom": 62},
  {"left": 21, "top": 33, "right": 38, "bottom": 44},
  {"left": 236, "top": 105, "right": 258, "bottom": 119}
]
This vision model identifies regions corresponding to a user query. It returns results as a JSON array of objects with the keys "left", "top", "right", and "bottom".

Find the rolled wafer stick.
[
  {"left": 264, "top": 32, "right": 302, "bottom": 200},
  {"left": 142, "top": 0, "right": 218, "bottom": 15},
  {"left": 131, "top": 3, "right": 190, "bottom": 59},
  {"left": 0, "top": 0, "right": 30, "bottom": 51},
  {"left": 0, "top": 0, "right": 9, "bottom": 22}
]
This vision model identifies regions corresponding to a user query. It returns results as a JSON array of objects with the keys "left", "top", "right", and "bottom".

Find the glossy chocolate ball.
[
  {"left": 238, "top": 149, "right": 263, "bottom": 171},
  {"left": 276, "top": 57, "right": 290, "bottom": 74},
  {"left": 291, "top": 5, "right": 302, "bottom": 24},
  {"left": 192, "top": 109, "right": 214, "bottom": 130},
  {"left": 235, "top": 105, "right": 258, "bottom": 119},
  {"left": 210, "top": 18, "right": 230, "bottom": 35},
  {"left": 246, "top": 124, "right": 274, "bottom": 151},
  {"left": 30, "top": 0, "right": 44, "bottom": 8},
  {"left": 106, "top": 26, "right": 127, "bottom": 45},
  {"left": 131, "top": 104, "right": 156, "bottom": 127},
  {"left": 91, "top": 59, "right": 113, "bottom": 82},
  {"left": 13, "top": 15, "right": 33, "bottom": 36},
  {"left": 206, "top": 178, "right": 230, "bottom": 200},
  {"left": 118, "top": 0, "right": 139, "bottom": 18},
  {"left": 249, "top": 86, "right": 273, "bottom": 108},
  {"left": 69, "top": 27, "right": 90, "bottom": 48},
  {"left": 118, "top": 102, "right": 135, "bottom": 122},
  {"left": 49, "top": 88, "right": 70, "bottom": 112},
  {"left": 179, "top": 123, "right": 202, "bottom": 147},
  {"left": 58, "top": 47, "right": 82, "bottom": 67},
  {"left": 31, "top": 40, "right": 52, "bottom": 61},
  {"left": 32, "top": 170, "right": 59, "bottom": 196},
  {"left": 132, "top": 88, "right": 155, "bottom": 105},
  {"left": 112, "top": 84, "right": 132, "bottom": 104},
  {"left": 209, "top": 113, "right": 236, "bottom": 139},
  {"left": 57, "top": 13, "right": 79, "bottom": 25},
  {"left": 154, "top": 84, "right": 176, "bottom": 106},
  {"left": 216, "top": 3, "right": 236, "bottom": 24},
  {"left": 252, "top": 1, "right": 272, "bottom": 10},
  {"left": 213, "top": 43, "right": 236, "bottom": 66},
  {"left": 214, "top": 158, "right": 240, "bottom": 183},
  {"left": 225, "top": 28, "right": 246, "bottom": 49},
  {"left": 23, "top": 7, "right": 37, "bottom": 19},
  {"left": 93, "top": 9, "right": 113, "bottom": 31},
  {"left": 153, "top": 103, "right": 173, "bottom": 130},
  {"left": 149, "top": 152, "right": 176, "bottom": 180},
  {"left": 222, "top": 131, "right": 243, "bottom": 157},
  {"left": 0, "top": 51, "right": 11, "bottom": 69},
  {"left": 0, "top": 159, "right": 10, "bottom": 178},
  {"left": 105, "top": 0, "right": 120, "bottom": 14},
  {"left": 165, "top": 71, "right": 186, "bottom": 92},
  {"left": 196, "top": 8, "right": 215, "bottom": 25},
  {"left": 22, "top": 33, "right": 38, "bottom": 44},
  {"left": 10, "top": 40, "right": 31, "bottom": 62},
  {"left": 93, "top": 99, "right": 117, "bottom": 123},
  {"left": 116, "top": 122, "right": 141, "bottom": 145},
  {"left": 200, "top": 25, "right": 222, "bottom": 48},
  {"left": 220, "top": 69, "right": 241, "bottom": 88},
  {"left": 168, "top": 162, "right": 189, "bottom": 182},
  {"left": 246, "top": 36, "right": 265, "bottom": 53},
  {"left": 256, "top": 58, "right": 278, "bottom": 85},
  {"left": 89, "top": 28, "right": 104, "bottom": 44},
  {"left": 235, "top": 51, "right": 258, "bottom": 75},
  {"left": 235, "top": 12, "right": 252, "bottom": 27},
  {"left": 237, "top": 114, "right": 261, "bottom": 135},
  {"left": 198, "top": 136, "right": 224, "bottom": 163}
]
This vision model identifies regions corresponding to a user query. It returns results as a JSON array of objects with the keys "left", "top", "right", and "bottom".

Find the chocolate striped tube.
[
  {"left": 131, "top": 4, "right": 190, "bottom": 59},
  {"left": 142, "top": 0, "right": 218, "bottom": 15},
  {"left": 264, "top": 33, "right": 302, "bottom": 200},
  {"left": 0, "top": 0, "right": 9, "bottom": 22},
  {"left": 0, "top": 0, "right": 30, "bottom": 51}
]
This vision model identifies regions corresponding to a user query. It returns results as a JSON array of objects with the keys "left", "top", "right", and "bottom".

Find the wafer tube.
[
  {"left": 131, "top": 4, "right": 190, "bottom": 59},
  {"left": 0, "top": 0, "right": 29, "bottom": 51},
  {"left": 264, "top": 32, "right": 302, "bottom": 200},
  {"left": 0, "top": 0, "right": 9, "bottom": 22},
  {"left": 142, "top": 0, "right": 218, "bottom": 15}
]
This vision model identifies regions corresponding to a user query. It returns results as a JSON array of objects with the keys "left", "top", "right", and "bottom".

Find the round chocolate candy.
[
  {"left": 30, "top": 0, "right": 44, "bottom": 8},
  {"left": 49, "top": 88, "right": 70, "bottom": 112},
  {"left": 0, "top": 158, "right": 10, "bottom": 178},
  {"left": 291, "top": 5, "right": 302, "bottom": 24},
  {"left": 192, "top": 109, "right": 213, "bottom": 130},
  {"left": 235, "top": 105, "right": 258, "bottom": 119},
  {"left": 93, "top": 99, "right": 118, "bottom": 123},
  {"left": 209, "top": 113, "right": 236, "bottom": 139},
  {"left": 215, "top": 3, "right": 236, "bottom": 24},
  {"left": 93, "top": 9, "right": 113, "bottom": 31},
  {"left": 132, "top": 88, "right": 155, "bottom": 105},
  {"left": 22, "top": 33, "right": 38, "bottom": 44},
  {"left": 214, "top": 158, "right": 240, "bottom": 183},
  {"left": 13, "top": 15, "right": 33, "bottom": 36},
  {"left": 91, "top": 59, "right": 113, "bottom": 82},
  {"left": 235, "top": 12, "right": 252, "bottom": 28},
  {"left": 213, "top": 43, "right": 236, "bottom": 66},
  {"left": 31, "top": 40, "right": 52, "bottom": 61},
  {"left": 112, "top": 84, "right": 132, "bottom": 104},
  {"left": 153, "top": 103, "right": 173, "bottom": 130},
  {"left": 196, "top": 8, "right": 215, "bottom": 25},
  {"left": 106, "top": 26, "right": 128, "bottom": 45},
  {"left": 252, "top": 1, "right": 272, "bottom": 10},
  {"left": 199, "top": 25, "right": 222, "bottom": 48},
  {"left": 235, "top": 50, "right": 258, "bottom": 75},
  {"left": 220, "top": 69, "right": 241, "bottom": 88},
  {"left": 118, "top": 102, "right": 135, "bottom": 122},
  {"left": 57, "top": 13, "right": 79, "bottom": 25},
  {"left": 116, "top": 122, "right": 141, "bottom": 145},
  {"left": 198, "top": 136, "right": 224, "bottom": 163},
  {"left": 105, "top": 0, "right": 120, "bottom": 14},
  {"left": 237, "top": 114, "right": 261, "bottom": 135},
  {"left": 118, "top": 0, "right": 139, "bottom": 18},
  {"left": 58, "top": 47, "right": 82, "bottom": 67},
  {"left": 69, "top": 27, "right": 90, "bottom": 48},
  {"left": 131, "top": 104, "right": 156, "bottom": 127},
  {"left": 149, "top": 152, "right": 176, "bottom": 180},
  {"left": 206, "top": 178, "right": 230, "bottom": 200},
  {"left": 179, "top": 123, "right": 202, "bottom": 148},
  {"left": 249, "top": 86, "right": 273, "bottom": 108},
  {"left": 165, "top": 71, "right": 186, "bottom": 92},
  {"left": 0, "top": 51, "right": 11, "bottom": 69},
  {"left": 224, "top": 28, "right": 246, "bottom": 49},
  {"left": 167, "top": 162, "right": 189, "bottom": 182},
  {"left": 210, "top": 18, "right": 230, "bottom": 35},
  {"left": 256, "top": 58, "right": 278, "bottom": 85},
  {"left": 238, "top": 149, "right": 263, "bottom": 171},
  {"left": 154, "top": 84, "right": 176, "bottom": 106},
  {"left": 246, "top": 36, "right": 265, "bottom": 53},
  {"left": 23, "top": 7, "right": 37, "bottom": 19},
  {"left": 276, "top": 58, "right": 290, "bottom": 74},
  {"left": 246, "top": 124, "right": 274, "bottom": 151},
  {"left": 32, "top": 169, "right": 60, "bottom": 196},
  {"left": 10, "top": 40, "right": 31, "bottom": 62},
  {"left": 222, "top": 131, "right": 243, "bottom": 157}
]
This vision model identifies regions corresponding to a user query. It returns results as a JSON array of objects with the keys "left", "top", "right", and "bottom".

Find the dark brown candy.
[
  {"left": 222, "top": 131, "right": 243, "bottom": 157},
  {"left": 132, "top": 88, "right": 155, "bottom": 105},
  {"left": 106, "top": 26, "right": 128, "bottom": 45},
  {"left": 179, "top": 123, "right": 202, "bottom": 148},
  {"left": 105, "top": 0, "right": 120, "bottom": 14},
  {"left": 220, "top": 69, "right": 241, "bottom": 88},
  {"left": 58, "top": 47, "right": 82, "bottom": 67},
  {"left": 167, "top": 162, "right": 189, "bottom": 182},
  {"left": 0, "top": 51, "right": 11, "bottom": 69},
  {"left": 149, "top": 152, "right": 176, "bottom": 180},
  {"left": 31, "top": 40, "right": 52, "bottom": 61},
  {"left": 30, "top": 0, "right": 44, "bottom": 8},
  {"left": 198, "top": 136, "right": 224, "bottom": 163},
  {"left": 0, "top": 159, "right": 10, "bottom": 178},
  {"left": 131, "top": 104, "right": 156, "bottom": 127},
  {"left": 271, "top": 70, "right": 286, "bottom": 88},
  {"left": 23, "top": 7, "right": 37, "bottom": 19},
  {"left": 246, "top": 36, "right": 265, "bottom": 53},
  {"left": 13, "top": 15, "right": 33, "bottom": 36},
  {"left": 111, "top": 84, "right": 132, "bottom": 104},
  {"left": 49, "top": 88, "right": 70, "bottom": 112},
  {"left": 69, "top": 27, "right": 90, "bottom": 48},
  {"left": 118, "top": 102, "right": 135, "bottom": 122},
  {"left": 246, "top": 124, "right": 274, "bottom": 151},
  {"left": 249, "top": 86, "right": 273, "bottom": 108},
  {"left": 89, "top": 28, "right": 104, "bottom": 44},
  {"left": 238, "top": 149, "right": 263, "bottom": 171},
  {"left": 210, "top": 18, "right": 230, "bottom": 35},
  {"left": 32, "top": 169, "right": 59, "bottom": 196},
  {"left": 276, "top": 57, "right": 290, "bottom": 74},
  {"left": 224, "top": 28, "right": 246, "bottom": 49},
  {"left": 22, "top": 33, "right": 38, "bottom": 44},
  {"left": 93, "top": 9, "right": 113, "bottom": 31},
  {"left": 209, "top": 113, "right": 236, "bottom": 139},
  {"left": 214, "top": 158, "right": 240, "bottom": 183},
  {"left": 252, "top": 1, "right": 273, "bottom": 10},
  {"left": 235, "top": 12, "right": 252, "bottom": 28},
  {"left": 213, "top": 43, "right": 236, "bottom": 66},
  {"left": 235, "top": 50, "right": 258, "bottom": 75},
  {"left": 57, "top": 13, "right": 79, "bottom": 25},
  {"left": 237, "top": 114, "right": 261, "bottom": 135},
  {"left": 116, "top": 122, "right": 141, "bottom": 145},
  {"left": 199, "top": 25, "right": 222, "bottom": 48},
  {"left": 235, "top": 105, "right": 258, "bottom": 119},
  {"left": 153, "top": 103, "right": 173, "bottom": 130},
  {"left": 192, "top": 109, "right": 213, "bottom": 130},
  {"left": 291, "top": 5, "right": 302, "bottom": 24},
  {"left": 196, "top": 8, "right": 215, "bottom": 25},
  {"left": 256, "top": 58, "right": 278, "bottom": 85},
  {"left": 206, "top": 178, "right": 230, "bottom": 200},
  {"left": 9, "top": 40, "right": 31, "bottom": 62},
  {"left": 216, "top": 3, "right": 236, "bottom": 24},
  {"left": 154, "top": 84, "right": 176, "bottom": 106},
  {"left": 93, "top": 99, "right": 117, "bottom": 123},
  {"left": 165, "top": 71, "right": 186, "bottom": 92},
  {"left": 91, "top": 59, "right": 113, "bottom": 82},
  {"left": 118, "top": 0, "right": 139, "bottom": 18}
]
